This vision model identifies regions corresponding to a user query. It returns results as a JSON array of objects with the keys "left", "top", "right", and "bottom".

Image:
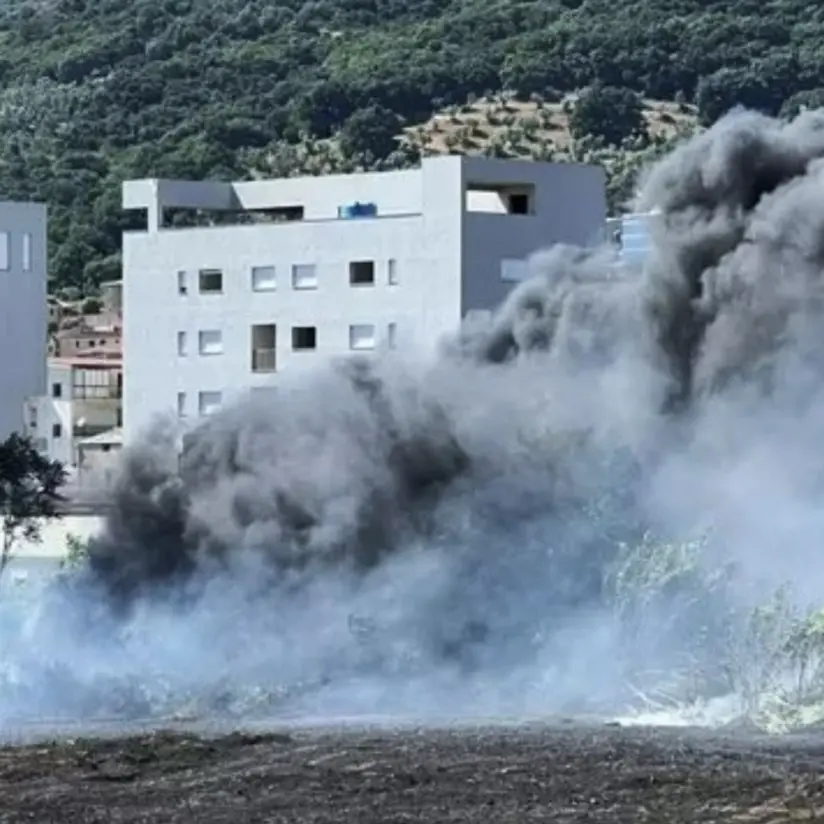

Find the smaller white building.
[
  {"left": 25, "top": 356, "right": 123, "bottom": 474},
  {"left": 0, "top": 201, "right": 47, "bottom": 440}
]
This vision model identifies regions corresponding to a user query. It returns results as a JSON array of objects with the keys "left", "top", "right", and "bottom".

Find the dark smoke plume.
[
  {"left": 63, "top": 107, "right": 824, "bottom": 716},
  {"left": 637, "top": 107, "right": 824, "bottom": 401}
]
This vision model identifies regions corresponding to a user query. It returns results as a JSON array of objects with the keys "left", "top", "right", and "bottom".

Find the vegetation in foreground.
[{"left": 2, "top": 523, "right": 824, "bottom": 734}]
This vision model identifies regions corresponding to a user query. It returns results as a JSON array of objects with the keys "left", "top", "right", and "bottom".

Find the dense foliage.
[
  {"left": 568, "top": 84, "right": 645, "bottom": 146},
  {"left": 0, "top": 433, "right": 66, "bottom": 575},
  {"left": 0, "top": 0, "right": 821, "bottom": 290}
]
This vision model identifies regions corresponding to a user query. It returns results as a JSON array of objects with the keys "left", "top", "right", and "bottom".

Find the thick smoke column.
[
  {"left": 639, "top": 108, "right": 824, "bottom": 400},
  {"left": 17, "top": 107, "right": 824, "bottom": 723}
]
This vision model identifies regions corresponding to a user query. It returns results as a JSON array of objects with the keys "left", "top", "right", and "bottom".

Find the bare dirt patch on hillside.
[{"left": 403, "top": 95, "right": 698, "bottom": 159}]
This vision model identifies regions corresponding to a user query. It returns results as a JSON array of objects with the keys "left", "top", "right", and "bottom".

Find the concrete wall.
[
  {"left": 55, "top": 325, "right": 121, "bottom": 358},
  {"left": 8, "top": 515, "right": 104, "bottom": 560},
  {"left": 76, "top": 443, "right": 122, "bottom": 487},
  {"left": 0, "top": 202, "right": 47, "bottom": 439},
  {"left": 26, "top": 362, "right": 74, "bottom": 465},
  {"left": 461, "top": 160, "right": 607, "bottom": 313}
]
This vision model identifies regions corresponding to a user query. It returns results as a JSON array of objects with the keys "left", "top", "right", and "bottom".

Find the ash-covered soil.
[{"left": 1, "top": 722, "right": 823, "bottom": 822}]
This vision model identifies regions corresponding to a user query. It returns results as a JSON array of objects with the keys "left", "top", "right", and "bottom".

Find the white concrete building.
[
  {"left": 122, "top": 156, "right": 606, "bottom": 439},
  {"left": 25, "top": 356, "right": 122, "bottom": 469},
  {"left": 0, "top": 201, "right": 47, "bottom": 440}
]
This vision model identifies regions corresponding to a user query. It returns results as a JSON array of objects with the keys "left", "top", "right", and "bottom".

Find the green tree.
[
  {"left": 0, "top": 433, "right": 67, "bottom": 578},
  {"left": 339, "top": 104, "right": 403, "bottom": 161},
  {"left": 569, "top": 85, "right": 647, "bottom": 147},
  {"left": 82, "top": 296, "right": 103, "bottom": 314},
  {"left": 779, "top": 89, "right": 824, "bottom": 119},
  {"left": 62, "top": 532, "right": 91, "bottom": 571},
  {"left": 696, "top": 57, "right": 800, "bottom": 126}
]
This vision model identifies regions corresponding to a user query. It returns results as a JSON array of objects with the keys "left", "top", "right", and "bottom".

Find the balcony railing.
[
  {"left": 72, "top": 385, "right": 122, "bottom": 400},
  {"left": 252, "top": 348, "right": 276, "bottom": 373}
]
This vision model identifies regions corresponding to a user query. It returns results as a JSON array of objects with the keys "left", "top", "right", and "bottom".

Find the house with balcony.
[
  {"left": 121, "top": 155, "right": 607, "bottom": 439},
  {"left": 25, "top": 356, "right": 123, "bottom": 476}
]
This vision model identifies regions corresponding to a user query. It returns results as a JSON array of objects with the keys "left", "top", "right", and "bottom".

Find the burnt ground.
[{"left": 1, "top": 721, "right": 823, "bottom": 822}]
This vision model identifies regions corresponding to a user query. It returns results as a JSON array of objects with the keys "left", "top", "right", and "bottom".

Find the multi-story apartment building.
[
  {"left": 122, "top": 155, "right": 606, "bottom": 439},
  {"left": 25, "top": 356, "right": 123, "bottom": 467},
  {"left": 0, "top": 201, "right": 47, "bottom": 440}
]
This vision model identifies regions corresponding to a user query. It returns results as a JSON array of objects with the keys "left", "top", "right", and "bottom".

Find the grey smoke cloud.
[{"left": 8, "top": 106, "right": 824, "bottom": 726}]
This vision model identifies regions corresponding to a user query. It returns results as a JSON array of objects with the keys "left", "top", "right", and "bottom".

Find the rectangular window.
[
  {"left": 198, "top": 391, "right": 222, "bottom": 417},
  {"left": 387, "top": 258, "right": 398, "bottom": 285},
  {"left": 349, "top": 260, "right": 375, "bottom": 286},
  {"left": 291, "top": 263, "right": 317, "bottom": 290},
  {"left": 198, "top": 329, "right": 223, "bottom": 356},
  {"left": 251, "top": 324, "right": 277, "bottom": 373},
  {"left": 198, "top": 268, "right": 223, "bottom": 294},
  {"left": 500, "top": 258, "right": 529, "bottom": 282},
  {"left": 251, "top": 265, "right": 276, "bottom": 291},
  {"left": 22, "top": 232, "right": 32, "bottom": 272},
  {"left": 508, "top": 193, "right": 531, "bottom": 214},
  {"left": 466, "top": 183, "right": 535, "bottom": 214},
  {"left": 0, "top": 232, "right": 9, "bottom": 270},
  {"left": 387, "top": 322, "right": 397, "bottom": 349},
  {"left": 177, "top": 392, "right": 186, "bottom": 418},
  {"left": 349, "top": 323, "right": 376, "bottom": 351},
  {"left": 52, "top": 423, "right": 62, "bottom": 438},
  {"left": 291, "top": 326, "right": 317, "bottom": 350},
  {"left": 177, "top": 270, "right": 187, "bottom": 295},
  {"left": 177, "top": 331, "right": 187, "bottom": 356},
  {"left": 51, "top": 382, "right": 62, "bottom": 399}
]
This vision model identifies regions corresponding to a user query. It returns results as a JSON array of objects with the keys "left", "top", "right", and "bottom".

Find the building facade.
[
  {"left": 0, "top": 201, "right": 47, "bottom": 440},
  {"left": 122, "top": 156, "right": 606, "bottom": 439},
  {"left": 25, "top": 356, "right": 123, "bottom": 468}
]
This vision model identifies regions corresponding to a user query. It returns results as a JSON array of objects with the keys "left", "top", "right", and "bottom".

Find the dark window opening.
[
  {"left": 349, "top": 260, "right": 375, "bottom": 286},
  {"left": 508, "top": 193, "right": 529, "bottom": 214},
  {"left": 198, "top": 269, "right": 223, "bottom": 293},
  {"left": 292, "top": 326, "right": 317, "bottom": 350}
]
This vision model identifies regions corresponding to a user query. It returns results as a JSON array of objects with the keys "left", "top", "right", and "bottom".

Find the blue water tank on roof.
[{"left": 338, "top": 201, "right": 378, "bottom": 219}]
